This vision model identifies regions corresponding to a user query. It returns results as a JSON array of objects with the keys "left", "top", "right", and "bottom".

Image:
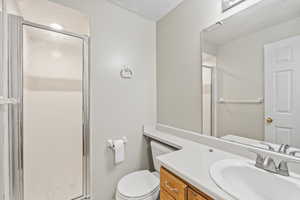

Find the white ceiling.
[{"left": 109, "top": 0, "right": 184, "bottom": 21}]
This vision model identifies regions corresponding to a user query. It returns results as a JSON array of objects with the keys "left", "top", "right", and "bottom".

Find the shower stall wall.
[{"left": 5, "top": 14, "right": 90, "bottom": 200}]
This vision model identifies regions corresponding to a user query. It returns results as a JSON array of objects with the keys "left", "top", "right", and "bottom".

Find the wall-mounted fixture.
[
  {"left": 107, "top": 137, "right": 128, "bottom": 149},
  {"left": 120, "top": 65, "right": 133, "bottom": 79},
  {"left": 107, "top": 137, "right": 128, "bottom": 164},
  {"left": 222, "top": 0, "right": 246, "bottom": 12},
  {"left": 218, "top": 97, "right": 264, "bottom": 104}
]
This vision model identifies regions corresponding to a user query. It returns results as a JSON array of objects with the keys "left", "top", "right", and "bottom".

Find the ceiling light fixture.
[{"left": 49, "top": 23, "right": 64, "bottom": 30}]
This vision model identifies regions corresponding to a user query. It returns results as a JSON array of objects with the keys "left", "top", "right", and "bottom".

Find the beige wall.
[
  {"left": 156, "top": 0, "right": 264, "bottom": 133},
  {"left": 50, "top": 0, "right": 157, "bottom": 200},
  {"left": 216, "top": 17, "right": 300, "bottom": 140}
]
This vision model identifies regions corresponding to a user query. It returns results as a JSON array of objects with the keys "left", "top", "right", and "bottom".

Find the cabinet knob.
[{"left": 164, "top": 181, "right": 178, "bottom": 193}]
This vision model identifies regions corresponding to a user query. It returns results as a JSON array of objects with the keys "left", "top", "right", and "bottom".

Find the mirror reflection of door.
[
  {"left": 202, "top": 67, "right": 213, "bottom": 136},
  {"left": 264, "top": 36, "right": 300, "bottom": 148},
  {"left": 202, "top": 53, "right": 216, "bottom": 136}
]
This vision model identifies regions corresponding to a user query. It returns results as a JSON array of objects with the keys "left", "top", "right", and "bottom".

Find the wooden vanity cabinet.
[
  {"left": 160, "top": 167, "right": 213, "bottom": 200},
  {"left": 160, "top": 167, "right": 187, "bottom": 200}
]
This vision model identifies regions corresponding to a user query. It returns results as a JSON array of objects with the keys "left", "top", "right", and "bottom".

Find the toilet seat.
[{"left": 116, "top": 170, "right": 160, "bottom": 200}]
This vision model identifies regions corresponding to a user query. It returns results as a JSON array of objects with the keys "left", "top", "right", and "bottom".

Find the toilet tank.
[{"left": 150, "top": 140, "right": 175, "bottom": 172}]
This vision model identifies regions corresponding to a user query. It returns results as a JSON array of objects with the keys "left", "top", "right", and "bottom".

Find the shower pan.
[{"left": 3, "top": 14, "right": 90, "bottom": 200}]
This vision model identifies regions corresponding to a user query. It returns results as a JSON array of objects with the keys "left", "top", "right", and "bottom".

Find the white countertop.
[{"left": 144, "top": 128, "right": 251, "bottom": 200}]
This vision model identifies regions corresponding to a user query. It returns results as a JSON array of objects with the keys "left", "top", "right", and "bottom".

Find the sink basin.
[{"left": 210, "top": 159, "right": 300, "bottom": 200}]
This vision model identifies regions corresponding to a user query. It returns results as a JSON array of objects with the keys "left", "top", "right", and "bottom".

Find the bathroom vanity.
[
  {"left": 160, "top": 167, "right": 213, "bottom": 200},
  {"left": 144, "top": 127, "right": 237, "bottom": 200},
  {"left": 145, "top": 125, "right": 300, "bottom": 200}
]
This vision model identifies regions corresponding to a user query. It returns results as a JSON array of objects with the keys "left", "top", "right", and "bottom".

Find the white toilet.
[{"left": 115, "top": 140, "right": 175, "bottom": 200}]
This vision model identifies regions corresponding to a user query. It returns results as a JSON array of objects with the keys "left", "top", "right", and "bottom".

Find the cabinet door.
[
  {"left": 160, "top": 167, "right": 187, "bottom": 200},
  {"left": 188, "top": 188, "right": 210, "bottom": 200},
  {"left": 161, "top": 189, "right": 176, "bottom": 200}
]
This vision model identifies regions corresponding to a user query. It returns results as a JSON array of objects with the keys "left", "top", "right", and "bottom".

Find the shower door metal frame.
[
  {"left": 9, "top": 19, "right": 91, "bottom": 200},
  {"left": 201, "top": 65, "right": 215, "bottom": 137}
]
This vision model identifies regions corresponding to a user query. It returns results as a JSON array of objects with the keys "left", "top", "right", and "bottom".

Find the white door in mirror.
[
  {"left": 210, "top": 159, "right": 300, "bottom": 200},
  {"left": 264, "top": 36, "right": 300, "bottom": 148}
]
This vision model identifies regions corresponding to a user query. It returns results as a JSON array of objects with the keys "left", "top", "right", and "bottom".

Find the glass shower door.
[{"left": 22, "top": 25, "right": 87, "bottom": 200}]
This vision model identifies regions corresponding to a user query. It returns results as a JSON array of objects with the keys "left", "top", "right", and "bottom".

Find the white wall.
[
  {"left": 216, "top": 17, "right": 300, "bottom": 139},
  {"left": 157, "top": 0, "right": 264, "bottom": 133},
  {"left": 50, "top": 1, "right": 157, "bottom": 200}
]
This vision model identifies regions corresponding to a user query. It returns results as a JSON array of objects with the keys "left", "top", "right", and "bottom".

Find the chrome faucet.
[
  {"left": 262, "top": 156, "right": 290, "bottom": 176},
  {"left": 251, "top": 143, "right": 300, "bottom": 176},
  {"left": 252, "top": 151, "right": 299, "bottom": 176}
]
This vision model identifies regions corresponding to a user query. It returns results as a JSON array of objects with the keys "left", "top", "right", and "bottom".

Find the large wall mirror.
[{"left": 201, "top": 0, "right": 300, "bottom": 156}]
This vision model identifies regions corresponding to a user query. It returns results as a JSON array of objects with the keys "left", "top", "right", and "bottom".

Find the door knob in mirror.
[{"left": 266, "top": 117, "right": 273, "bottom": 124}]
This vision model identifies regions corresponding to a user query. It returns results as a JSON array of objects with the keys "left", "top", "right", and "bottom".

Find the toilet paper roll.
[{"left": 114, "top": 140, "right": 125, "bottom": 164}]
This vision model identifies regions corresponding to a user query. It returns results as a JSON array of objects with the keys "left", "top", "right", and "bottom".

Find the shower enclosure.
[{"left": 1, "top": 13, "right": 90, "bottom": 200}]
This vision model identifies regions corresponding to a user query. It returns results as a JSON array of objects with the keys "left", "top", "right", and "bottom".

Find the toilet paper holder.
[{"left": 107, "top": 137, "right": 128, "bottom": 149}]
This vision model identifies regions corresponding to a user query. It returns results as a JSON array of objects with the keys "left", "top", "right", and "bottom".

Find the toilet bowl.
[
  {"left": 116, "top": 170, "right": 159, "bottom": 200},
  {"left": 115, "top": 141, "right": 175, "bottom": 200}
]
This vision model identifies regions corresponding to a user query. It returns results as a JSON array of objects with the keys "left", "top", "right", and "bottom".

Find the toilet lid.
[{"left": 118, "top": 170, "right": 159, "bottom": 198}]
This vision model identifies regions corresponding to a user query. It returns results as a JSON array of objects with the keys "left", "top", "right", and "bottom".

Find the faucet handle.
[
  {"left": 278, "top": 161, "right": 289, "bottom": 176},
  {"left": 278, "top": 144, "right": 290, "bottom": 154},
  {"left": 277, "top": 155, "right": 300, "bottom": 176},
  {"left": 263, "top": 156, "right": 277, "bottom": 173},
  {"left": 247, "top": 148, "right": 264, "bottom": 168},
  {"left": 254, "top": 152, "right": 264, "bottom": 169}
]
